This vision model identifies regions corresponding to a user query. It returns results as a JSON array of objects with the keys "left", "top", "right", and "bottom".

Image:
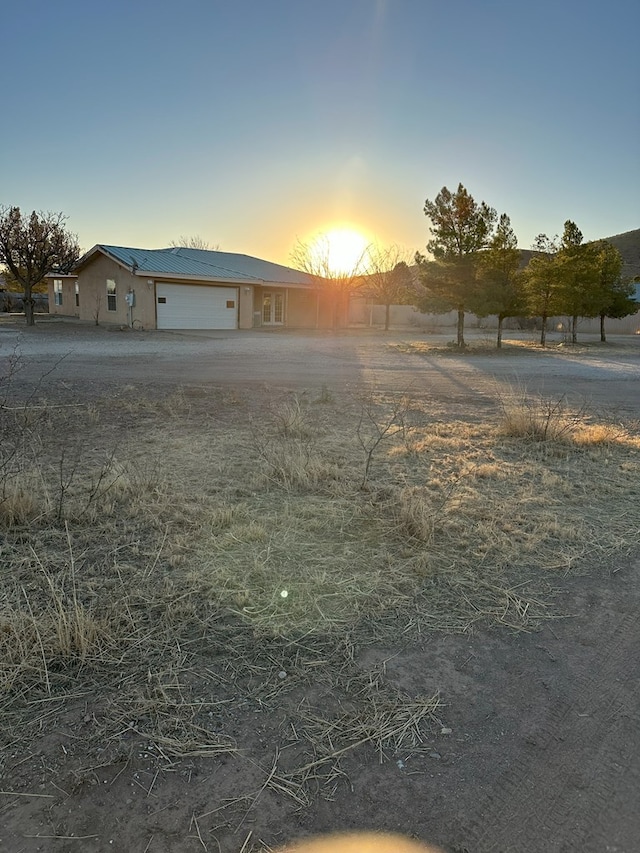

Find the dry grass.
[
  {"left": 497, "top": 384, "right": 583, "bottom": 442},
  {"left": 1, "top": 380, "right": 639, "bottom": 808},
  {"left": 389, "top": 338, "right": 533, "bottom": 356}
]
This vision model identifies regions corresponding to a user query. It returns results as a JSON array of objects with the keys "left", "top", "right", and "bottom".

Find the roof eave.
[
  {"left": 74, "top": 244, "right": 135, "bottom": 274},
  {"left": 44, "top": 272, "right": 78, "bottom": 279},
  {"left": 74, "top": 245, "right": 318, "bottom": 287},
  {"left": 136, "top": 271, "right": 316, "bottom": 288}
]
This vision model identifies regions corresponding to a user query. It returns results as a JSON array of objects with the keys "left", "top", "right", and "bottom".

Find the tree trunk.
[
  {"left": 497, "top": 315, "right": 503, "bottom": 349},
  {"left": 600, "top": 313, "right": 606, "bottom": 342},
  {"left": 540, "top": 313, "right": 547, "bottom": 347},
  {"left": 572, "top": 315, "right": 578, "bottom": 344},
  {"left": 384, "top": 303, "right": 390, "bottom": 331},
  {"left": 456, "top": 306, "right": 465, "bottom": 348},
  {"left": 24, "top": 288, "right": 35, "bottom": 326},
  {"left": 332, "top": 293, "right": 340, "bottom": 331}
]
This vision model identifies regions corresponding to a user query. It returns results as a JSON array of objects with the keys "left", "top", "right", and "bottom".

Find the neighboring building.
[
  {"left": 47, "top": 245, "right": 336, "bottom": 330},
  {"left": 1, "top": 273, "right": 50, "bottom": 314}
]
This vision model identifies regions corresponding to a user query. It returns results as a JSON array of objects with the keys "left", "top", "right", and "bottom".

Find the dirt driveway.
[
  {"left": 1, "top": 318, "right": 640, "bottom": 853},
  {"left": 2, "top": 319, "right": 640, "bottom": 415}
]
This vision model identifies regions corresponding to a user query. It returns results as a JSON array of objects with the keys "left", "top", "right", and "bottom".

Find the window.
[
  {"left": 273, "top": 293, "right": 283, "bottom": 323},
  {"left": 53, "top": 279, "right": 63, "bottom": 306},
  {"left": 262, "top": 292, "right": 284, "bottom": 324},
  {"left": 75, "top": 282, "right": 79, "bottom": 307},
  {"left": 262, "top": 293, "right": 272, "bottom": 324},
  {"left": 106, "top": 279, "right": 117, "bottom": 312}
]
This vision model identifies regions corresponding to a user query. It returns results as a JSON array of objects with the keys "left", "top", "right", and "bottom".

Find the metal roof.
[{"left": 79, "top": 245, "right": 316, "bottom": 286}]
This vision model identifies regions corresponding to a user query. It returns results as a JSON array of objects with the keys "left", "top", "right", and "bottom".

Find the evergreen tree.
[
  {"left": 555, "top": 221, "right": 601, "bottom": 343},
  {"left": 522, "top": 234, "right": 561, "bottom": 346},
  {"left": 415, "top": 184, "right": 497, "bottom": 348},
  {"left": 592, "top": 240, "right": 636, "bottom": 341},
  {"left": 474, "top": 214, "right": 525, "bottom": 348}
]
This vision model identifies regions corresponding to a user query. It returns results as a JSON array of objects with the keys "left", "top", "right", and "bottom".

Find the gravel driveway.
[{"left": 2, "top": 318, "right": 639, "bottom": 417}]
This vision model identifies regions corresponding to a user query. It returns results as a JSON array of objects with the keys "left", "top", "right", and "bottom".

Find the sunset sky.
[{"left": 2, "top": 0, "right": 638, "bottom": 266}]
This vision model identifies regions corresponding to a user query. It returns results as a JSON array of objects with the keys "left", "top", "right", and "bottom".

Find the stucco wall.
[
  {"left": 284, "top": 288, "right": 319, "bottom": 328},
  {"left": 74, "top": 254, "right": 148, "bottom": 327},
  {"left": 349, "top": 298, "right": 640, "bottom": 335},
  {"left": 237, "top": 285, "right": 253, "bottom": 329},
  {"left": 252, "top": 286, "right": 329, "bottom": 328},
  {"left": 559, "top": 314, "right": 640, "bottom": 335},
  {"left": 47, "top": 276, "right": 78, "bottom": 317},
  {"left": 75, "top": 253, "right": 256, "bottom": 329}
]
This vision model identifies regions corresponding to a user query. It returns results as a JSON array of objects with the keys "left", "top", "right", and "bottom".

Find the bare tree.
[
  {"left": 361, "top": 245, "right": 415, "bottom": 330},
  {"left": 0, "top": 207, "right": 80, "bottom": 326},
  {"left": 291, "top": 235, "right": 368, "bottom": 330},
  {"left": 169, "top": 235, "right": 220, "bottom": 250},
  {"left": 93, "top": 291, "right": 103, "bottom": 326}
]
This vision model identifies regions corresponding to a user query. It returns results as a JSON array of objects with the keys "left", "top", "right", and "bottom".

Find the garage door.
[{"left": 156, "top": 283, "right": 238, "bottom": 330}]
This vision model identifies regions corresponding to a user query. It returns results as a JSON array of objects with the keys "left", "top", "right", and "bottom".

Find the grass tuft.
[{"left": 497, "top": 386, "right": 579, "bottom": 442}]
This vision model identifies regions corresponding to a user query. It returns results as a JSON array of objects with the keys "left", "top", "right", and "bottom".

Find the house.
[{"left": 47, "top": 245, "right": 336, "bottom": 330}]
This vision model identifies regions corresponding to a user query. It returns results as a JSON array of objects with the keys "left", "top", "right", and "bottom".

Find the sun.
[
  {"left": 309, "top": 226, "right": 372, "bottom": 276},
  {"left": 325, "top": 228, "right": 370, "bottom": 275}
]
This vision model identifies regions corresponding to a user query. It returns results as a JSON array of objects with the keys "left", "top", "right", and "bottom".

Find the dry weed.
[
  {"left": 0, "top": 471, "right": 46, "bottom": 525},
  {"left": 497, "top": 387, "right": 579, "bottom": 442},
  {"left": 271, "top": 396, "right": 313, "bottom": 439},
  {"left": 1, "top": 383, "right": 639, "bottom": 804}
]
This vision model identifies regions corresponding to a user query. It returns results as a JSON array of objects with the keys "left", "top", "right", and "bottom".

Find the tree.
[
  {"left": 1, "top": 265, "right": 48, "bottom": 294},
  {"left": 522, "top": 234, "right": 561, "bottom": 346},
  {"left": 361, "top": 245, "right": 415, "bottom": 331},
  {"left": 415, "top": 183, "right": 497, "bottom": 348},
  {"left": 169, "top": 235, "right": 220, "bottom": 250},
  {"left": 555, "top": 221, "right": 601, "bottom": 343},
  {"left": 474, "top": 214, "right": 525, "bottom": 348},
  {"left": 592, "top": 240, "right": 636, "bottom": 341},
  {"left": 291, "top": 235, "right": 368, "bottom": 330},
  {"left": 0, "top": 207, "right": 80, "bottom": 326}
]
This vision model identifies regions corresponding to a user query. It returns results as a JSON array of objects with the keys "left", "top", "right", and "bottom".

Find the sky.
[{"left": 2, "top": 0, "right": 639, "bottom": 267}]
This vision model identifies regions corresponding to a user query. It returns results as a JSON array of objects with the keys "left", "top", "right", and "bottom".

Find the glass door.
[{"left": 262, "top": 292, "right": 284, "bottom": 325}]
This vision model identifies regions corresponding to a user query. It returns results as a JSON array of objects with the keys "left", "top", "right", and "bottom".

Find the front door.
[{"left": 262, "top": 291, "right": 284, "bottom": 325}]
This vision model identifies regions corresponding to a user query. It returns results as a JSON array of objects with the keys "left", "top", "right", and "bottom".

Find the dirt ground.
[{"left": 1, "top": 317, "right": 640, "bottom": 853}]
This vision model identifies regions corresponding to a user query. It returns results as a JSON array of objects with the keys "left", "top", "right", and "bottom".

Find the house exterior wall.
[
  {"left": 47, "top": 276, "right": 78, "bottom": 317},
  {"left": 74, "top": 254, "right": 256, "bottom": 329},
  {"left": 253, "top": 286, "right": 329, "bottom": 328},
  {"left": 74, "top": 254, "right": 146, "bottom": 326},
  {"left": 285, "top": 288, "right": 323, "bottom": 327},
  {"left": 57, "top": 252, "right": 484, "bottom": 331},
  {"left": 238, "top": 286, "right": 253, "bottom": 329}
]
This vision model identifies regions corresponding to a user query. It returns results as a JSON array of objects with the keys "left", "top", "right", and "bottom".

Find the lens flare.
[{"left": 304, "top": 226, "right": 373, "bottom": 277}]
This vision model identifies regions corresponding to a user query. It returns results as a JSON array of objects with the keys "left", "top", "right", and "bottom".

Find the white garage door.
[{"left": 156, "top": 283, "right": 238, "bottom": 330}]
